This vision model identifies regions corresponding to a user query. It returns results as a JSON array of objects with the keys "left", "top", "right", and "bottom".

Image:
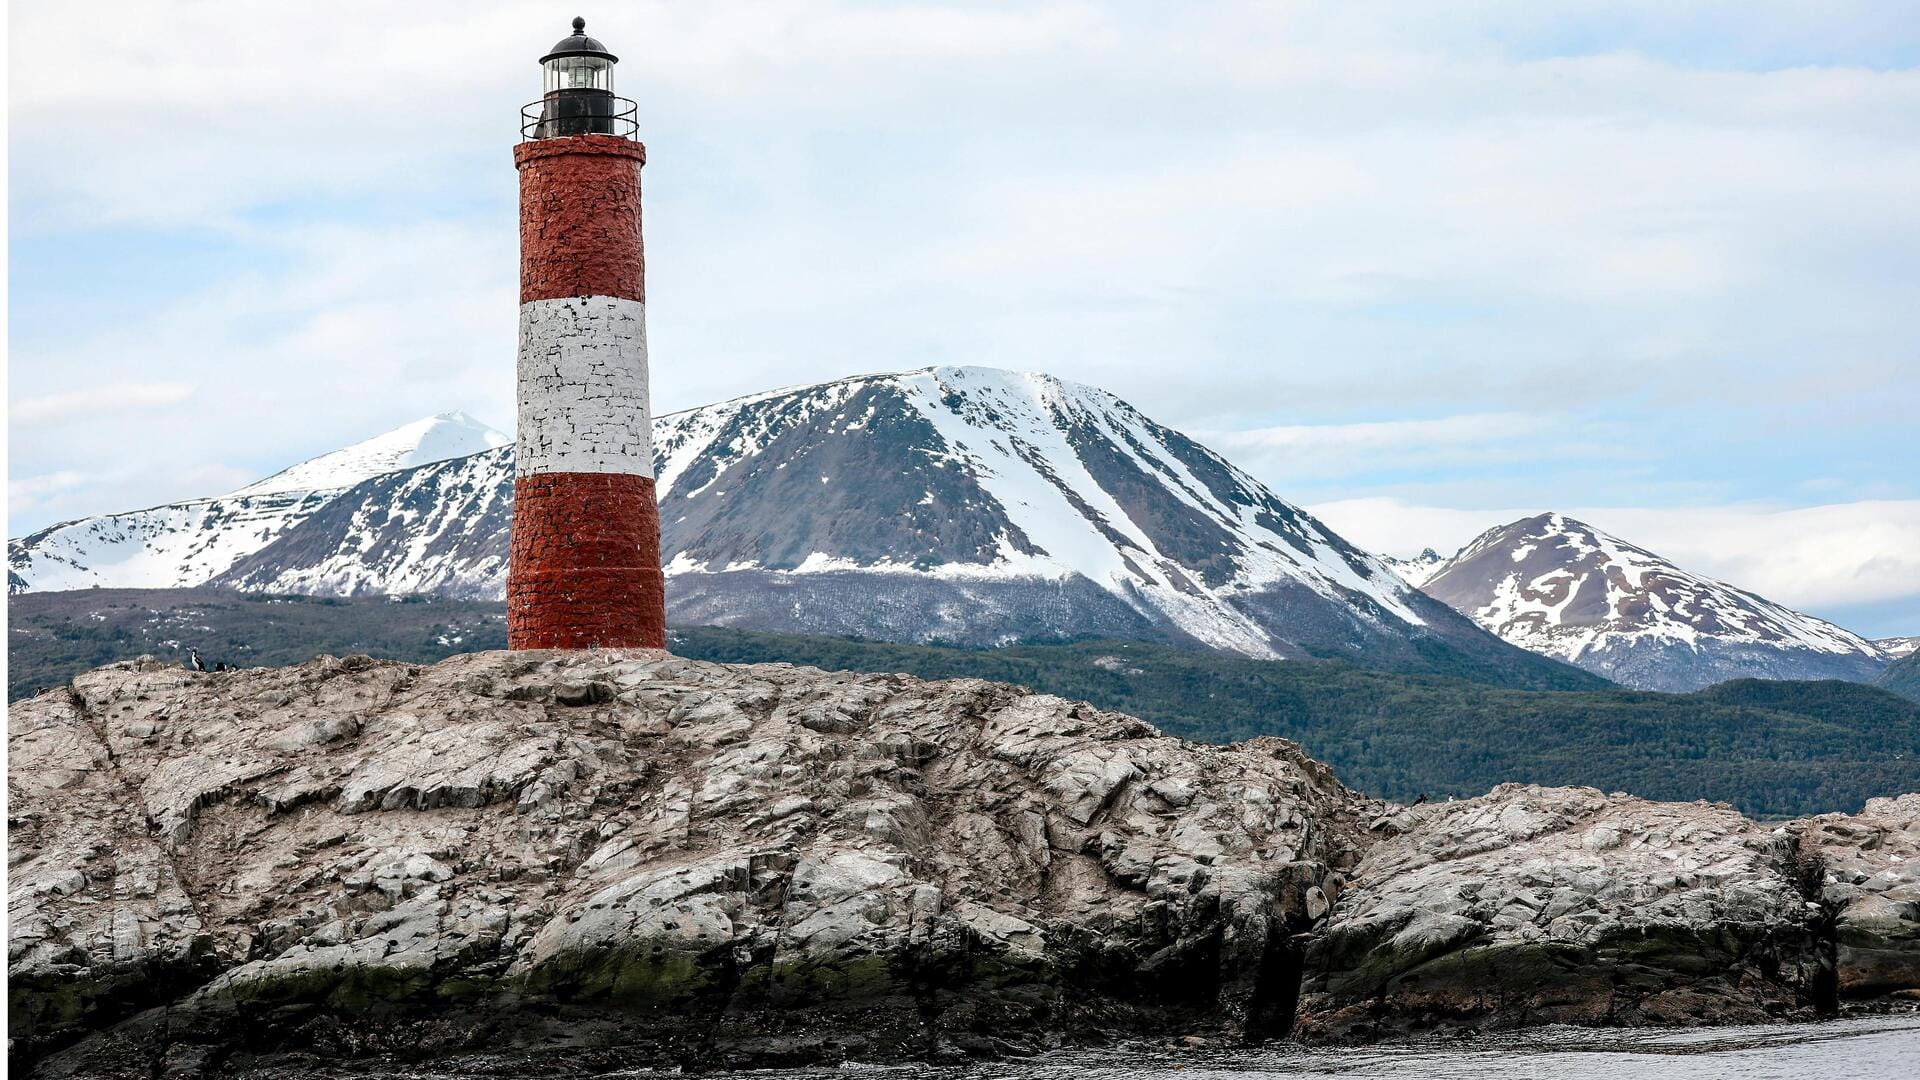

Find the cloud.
[
  {"left": 1307, "top": 497, "right": 1920, "bottom": 619},
  {"left": 8, "top": 0, "right": 1917, "bottom": 561},
  {"left": 8, "top": 472, "right": 96, "bottom": 516},
  {"left": 12, "top": 383, "right": 196, "bottom": 425},
  {"left": 1212, "top": 413, "right": 1553, "bottom": 453},
  {"left": 1198, "top": 413, "right": 1594, "bottom": 479},
  {"left": 1304, "top": 498, "right": 1539, "bottom": 559},
  {"left": 1576, "top": 502, "right": 1920, "bottom": 612},
  {"left": 4, "top": 2, "right": 1105, "bottom": 231},
  {"left": 7, "top": 219, "right": 518, "bottom": 527},
  {"left": 9, "top": 463, "right": 259, "bottom": 524}
]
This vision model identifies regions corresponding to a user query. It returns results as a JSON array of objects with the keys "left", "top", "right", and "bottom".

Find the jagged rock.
[
  {"left": 1297, "top": 780, "right": 1835, "bottom": 1037},
  {"left": 1296, "top": 784, "right": 1837, "bottom": 1039},
  {"left": 1793, "top": 794, "right": 1920, "bottom": 997},
  {"left": 7, "top": 650, "right": 1368, "bottom": 1075}
]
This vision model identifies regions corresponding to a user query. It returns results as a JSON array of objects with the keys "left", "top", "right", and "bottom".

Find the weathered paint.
[
  {"left": 516, "top": 296, "right": 653, "bottom": 478},
  {"left": 509, "top": 131, "right": 664, "bottom": 651},
  {"left": 515, "top": 135, "right": 646, "bottom": 304},
  {"left": 508, "top": 472, "right": 666, "bottom": 650}
]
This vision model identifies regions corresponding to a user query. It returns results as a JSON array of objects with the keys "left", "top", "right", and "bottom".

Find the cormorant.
[{"left": 188, "top": 647, "right": 207, "bottom": 672}]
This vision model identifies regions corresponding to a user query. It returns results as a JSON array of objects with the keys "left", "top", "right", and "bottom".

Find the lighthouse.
[{"left": 507, "top": 17, "right": 666, "bottom": 650}]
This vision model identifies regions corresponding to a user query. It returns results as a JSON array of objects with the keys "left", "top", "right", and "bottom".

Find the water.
[
  {"left": 310, "top": 1015, "right": 1920, "bottom": 1080},
  {"left": 1011, "top": 1018, "right": 1920, "bottom": 1080}
]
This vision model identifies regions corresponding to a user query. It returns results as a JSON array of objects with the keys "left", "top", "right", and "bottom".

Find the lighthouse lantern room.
[{"left": 526, "top": 17, "right": 633, "bottom": 140}]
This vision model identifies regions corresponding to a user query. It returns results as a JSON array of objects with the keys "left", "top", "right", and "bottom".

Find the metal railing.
[{"left": 520, "top": 94, "right": 639, "bottom": 141}]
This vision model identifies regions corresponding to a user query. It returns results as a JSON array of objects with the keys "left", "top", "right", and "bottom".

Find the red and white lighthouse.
[{"left": 508, "top": 17, "right": 666, "bottom": 650}]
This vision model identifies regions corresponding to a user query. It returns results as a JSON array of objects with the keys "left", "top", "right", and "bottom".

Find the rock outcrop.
[
  {"left": 1793, "top": 794, "right": 1920, "bottom": 998},
  {"left": 8, "top": 650, "right": 1370, "bottom": 1075},
  {"left": 1295, "top": 785, "right": 1840, "bottom": 1039},
  {"left": 9, "top": 652, "right": 1920, "bottom": 1077}
]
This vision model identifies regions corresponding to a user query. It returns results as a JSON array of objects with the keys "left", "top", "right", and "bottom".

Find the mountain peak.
[
  {"left": 642, "top": 365, "right": 1441, "bottom": 656},
  {"left": 1423, "top": 511, "right": 1887, "bottom": 690},
  {"left": 230, "top": 414, "right": 510, "bottom": 498},
  {"left": 1382, "top": 547, "right": 1448, "bottom": 587}
]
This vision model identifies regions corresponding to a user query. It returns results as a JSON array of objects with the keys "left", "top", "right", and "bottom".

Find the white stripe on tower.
[{"left": 516, "top": 297, "right": 654, "bottom": 477}]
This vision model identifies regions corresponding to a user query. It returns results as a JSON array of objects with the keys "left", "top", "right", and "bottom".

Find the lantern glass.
[{"left": 544, "top": 55, "right": 613, "bottom": 95}]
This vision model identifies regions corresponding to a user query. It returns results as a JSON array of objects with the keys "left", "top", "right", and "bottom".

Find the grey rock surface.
[
  {"left": 1793, "top": 794, "right": 1920, "bottom": 997},
  {"left": 1297, "top": 784, "right": 1840, "bottom": 1038},
  {"left": 8, "top": 650, "right": 1369, "bottom": 1074},
  {"left": 11, "top": 652, "right": 1920, "bottom": 1077}
]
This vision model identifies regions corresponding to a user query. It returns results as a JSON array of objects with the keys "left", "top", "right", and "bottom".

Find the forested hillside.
[{"left": 1879, "top": 651, "right": 1920, "bottom": 704}]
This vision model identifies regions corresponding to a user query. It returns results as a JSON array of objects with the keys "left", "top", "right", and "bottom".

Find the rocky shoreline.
[{"left": 9, "top": 650, "right": 1919, "bottom": 1077}]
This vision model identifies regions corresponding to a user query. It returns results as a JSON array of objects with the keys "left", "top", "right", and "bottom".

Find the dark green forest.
[
  {"left": 11, "top": 589, "right": 1918, "bottom": 818},
  {"left": 673, "top": 628, "right": 1920, "bottom": 818},
  {"left": 6, "top": 588, "right": 509, "bottom": 699},
  {"left": 1878, "top": 651, "right": 1920, "bottom": 704}
]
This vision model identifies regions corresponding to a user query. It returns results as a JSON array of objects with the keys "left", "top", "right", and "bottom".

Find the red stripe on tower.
[{"left": 508, "top": 18, "right": 666, "bottom": 650}]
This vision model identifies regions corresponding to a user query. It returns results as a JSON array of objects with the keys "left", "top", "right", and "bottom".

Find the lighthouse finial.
[{"left": 572, "top": 16, "right": 586, "bottom": 33}]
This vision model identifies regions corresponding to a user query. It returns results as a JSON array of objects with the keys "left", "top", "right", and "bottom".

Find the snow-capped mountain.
[
  {"left": 232, "top": 412, "right": 507, "bottom": 497},
  {"left": 1419, "top": 512, "right": 1891, "bottom": 691},
  {"left": 7, "top": 413, "right": 508, "bottom": 593},
  {"left": 206, "top": 367, "right": 1546, "bottom": 671},
  {"left": 1382, "top": 548, "right": 1446, "bottom": 587},
  {"left": 214, "top": 447, "right": 515, "bottom": 600},
  {"left": 1876, "top": 637, "right": 1920, "bottom": 660}
]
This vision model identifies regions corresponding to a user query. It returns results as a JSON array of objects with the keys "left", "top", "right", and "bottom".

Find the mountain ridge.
[
  {"left": 217, "top": 367, "right": 1544, "bottom": 672},
  {"left": 1382, "top": 548, "right": 1445, "bottom": 586},
  {"left": 1880, "top": 651, "right": 1920, "bottom": 704},
  {"left": 1876, "top": 636, "right": 1920, "bottom": 660},
  {"left": 231, "top": 411, "right": 508, "bottom": 497},
  {"left": 13, "top": 367, "right": 1589, "bottom": 686},
  {"left": 8, "top": 413, "right": 510, "bottom": 595}
]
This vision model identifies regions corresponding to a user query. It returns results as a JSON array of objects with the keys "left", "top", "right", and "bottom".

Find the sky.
[{"left": 8, "top": 1, "right": 1919, "bottom": 635}]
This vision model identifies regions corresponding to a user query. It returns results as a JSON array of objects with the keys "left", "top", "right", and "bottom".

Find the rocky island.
[{"left": 9, "top": 650, "right": 1920, "bottom": 1077}]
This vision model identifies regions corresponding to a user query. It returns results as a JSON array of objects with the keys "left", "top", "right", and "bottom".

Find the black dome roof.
[{"left": 541, "top": 16, "right": 617, "bottom": 64}]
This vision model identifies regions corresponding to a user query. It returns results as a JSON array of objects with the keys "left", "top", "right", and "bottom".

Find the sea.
[{"left": 276, "top": 1015, "right": 1920, "bottom": 1080}]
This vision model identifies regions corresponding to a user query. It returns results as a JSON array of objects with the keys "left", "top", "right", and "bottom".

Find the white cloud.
[
  {"left": 12, "top": 383, "right": 196, "bottom": 424},
  {"left": 1307, "top": 497, "right": 1920, "bottom": 615},
  {"left": 8, "top": 219, "right": 518, "bottom": 527},
  {"left": 8, "top": 472, "right": 97, "bottom": 516},
  {"left": 1574, "top": 502, "right": 1920, "bottom": 612},
  {"left": 7, "top": 463, "right": 258, "bottom": 522},
  {"left": 1198, "top": 413, "right": 1587, "bottom": 479},
  {"left": 1305, "top": 498, "right": 1538, "bottom": 560}
]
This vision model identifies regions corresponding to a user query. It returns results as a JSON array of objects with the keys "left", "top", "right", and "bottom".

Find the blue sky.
[{"left": 9, "top": 1, "right": 1919, "bottom": 634}]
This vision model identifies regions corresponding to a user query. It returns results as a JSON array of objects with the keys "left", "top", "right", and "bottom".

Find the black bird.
[
  {"left": 1412, "top": 793, "right": 1428, "bottom": 806},
  {"left": 213, "top": 661, "right": 230, "bottom": 673},
  {"left": 187, "top": 647, "right": 207, "bottom": 672}
]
